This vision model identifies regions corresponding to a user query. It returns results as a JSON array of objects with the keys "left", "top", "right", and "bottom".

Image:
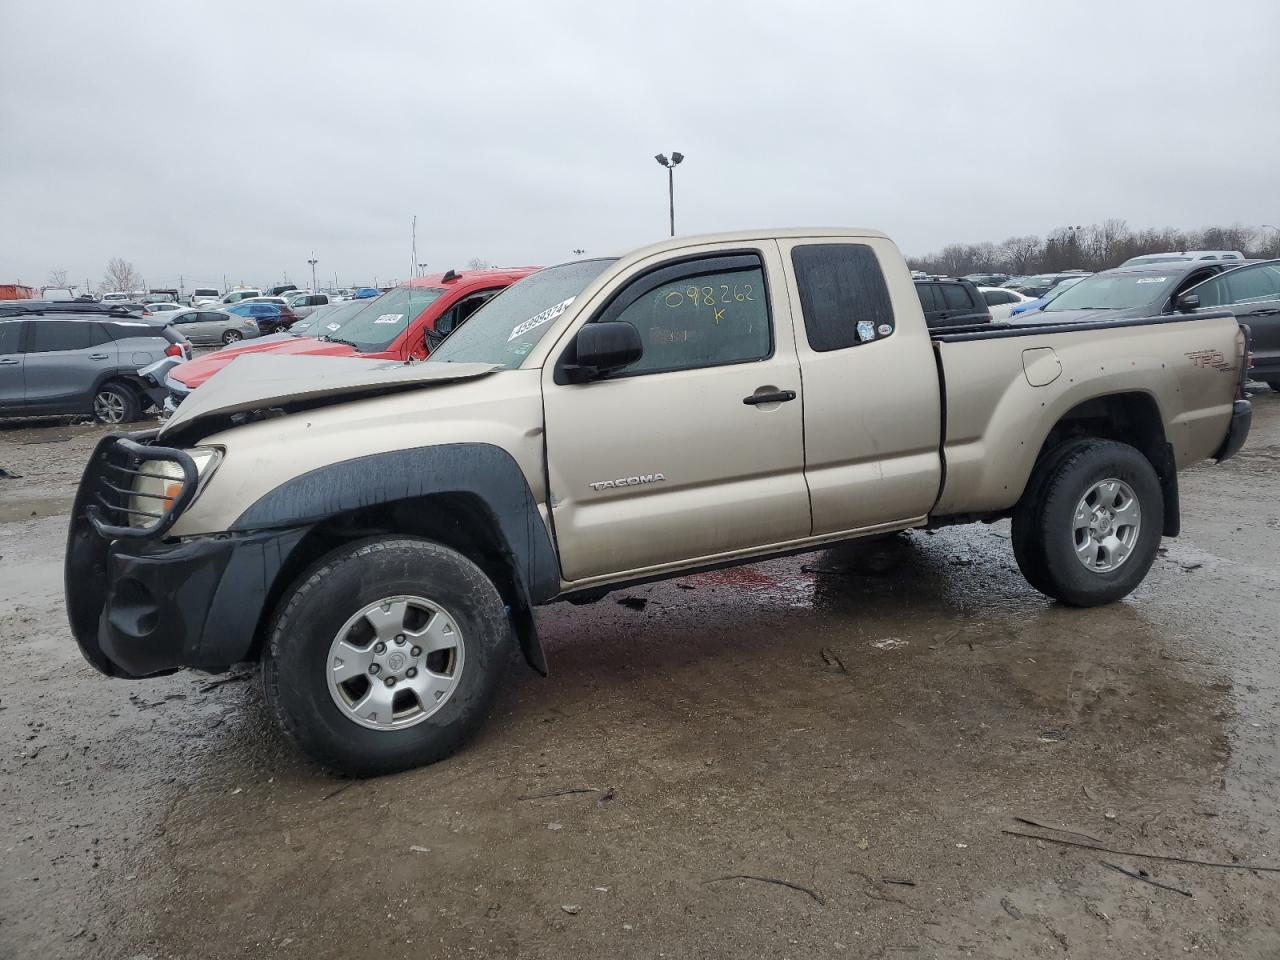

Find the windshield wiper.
[{"left": 322, "top": 335, "right": 360, "bottom": 348}]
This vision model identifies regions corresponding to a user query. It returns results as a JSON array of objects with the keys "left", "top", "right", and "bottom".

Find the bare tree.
[
  {"left": 465, "top": 258, "right": 491, "bottom": 271},
  {"left": 997, "top": 235, "right": 1043, "bottom": 274},
  {"left": 47, "top": 268, "right": 70, "bottom": 289},
  {"left": 103, "top": 257, "right": 142, "bottom": 294}
]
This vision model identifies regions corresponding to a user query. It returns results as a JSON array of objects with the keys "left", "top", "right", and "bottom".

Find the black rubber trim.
[
  {"left": 1213, "top": 400, "right": 1252, "bottom": 463},
  {"left": 231, "top": 443, "right": 560, "bottom": 603},
  {"left": 932, "top": 309, "right": 1237, "bottom": 343}
]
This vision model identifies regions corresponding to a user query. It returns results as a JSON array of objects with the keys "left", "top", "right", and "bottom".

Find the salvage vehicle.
[
  {"left": 2, "top": 314, "right": 190, "bottom": 422},
  {"left": 162, "top": 268, "right": 536, "bottom": 404},
  {"left": 66, "top": 229, "right": 1252, "bottom": 776}
]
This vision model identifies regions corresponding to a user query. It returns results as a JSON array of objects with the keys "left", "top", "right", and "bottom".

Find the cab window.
[{"left": 596, "top": 254, "right": 771, "bottom": 376}]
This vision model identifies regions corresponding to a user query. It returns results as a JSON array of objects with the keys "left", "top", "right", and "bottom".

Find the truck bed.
[{"left": 929, "top": 311, "right": 1244, "bottom": 517}]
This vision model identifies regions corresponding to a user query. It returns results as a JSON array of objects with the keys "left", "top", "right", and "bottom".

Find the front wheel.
[
  {"left": 1011, "top": 439, "right": 1163, "bottom": 606},
  {"left": 222, "top": 329, "right": 243, "bottom": 344},
  {"left": 262, "top": 538, "right": 514, "bottom": 776}
]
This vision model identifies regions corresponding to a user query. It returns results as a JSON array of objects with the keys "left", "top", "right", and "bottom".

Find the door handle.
[
  {"left": 0, "top": 358, "right": 18, "bottom": 365},
  {"left": 743, "top": 389, "right": 797, "bottom": 405},
  {"left": 88, "top": 353, "right": 110, "bottom": 360}
]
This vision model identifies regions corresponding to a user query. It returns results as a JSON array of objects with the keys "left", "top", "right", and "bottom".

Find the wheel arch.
[
  {"left": 231, "top": 444, "right": 559, "bottom": 674},
  {"left": 1023, "top": 390, "right": 1179, "bottom": 536}
]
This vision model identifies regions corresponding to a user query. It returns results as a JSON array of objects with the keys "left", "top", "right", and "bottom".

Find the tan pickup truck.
[{"left": 66, "top": 229, "right": 1253, "bottom": 775}]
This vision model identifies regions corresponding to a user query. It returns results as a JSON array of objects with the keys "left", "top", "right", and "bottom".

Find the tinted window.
[
  {"left": 982, "top": 289, "right": 1013, "bottom": 306},
  {"left": 605, "top": 259, "right": 770, "bottom": 375},
  {"left": 1224, "top": 264, "right": 1280, "bottom": 304},
  {"left": 30, "top": 321, "right": 94, "bottom": 352},
  {"left": 791, "top": 244, "right": 894, "bottom": 352},
  {"left": 916, "top": 283, "right": 942, "bottom": 313},
  {"left": 941, "top": 284, "right": 974, "bottom": 310},
  {"left": 0, "top": 322, "right": 20, "bottom": 354},
  {"left": 1190, "top": 275, "right": 1226, "bottom": 308}
]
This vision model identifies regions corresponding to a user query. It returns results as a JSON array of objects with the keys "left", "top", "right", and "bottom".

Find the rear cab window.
[{"left": 791, "top": 244, "right": 895, "bottom": 351}]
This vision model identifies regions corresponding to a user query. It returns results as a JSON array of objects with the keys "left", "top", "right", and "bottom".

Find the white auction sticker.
[
  {"left": 373, "top": 313, "right": 405, "bottom": 324},
  {"left": 508, "top": 297, "right": 575, "bottom": 342}
]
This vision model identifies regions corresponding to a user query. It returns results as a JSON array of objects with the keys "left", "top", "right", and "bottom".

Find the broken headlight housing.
[{"left": 127, "top": 446, "right": 222, "bottom": 528}]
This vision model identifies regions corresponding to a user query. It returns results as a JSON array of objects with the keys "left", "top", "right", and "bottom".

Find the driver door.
[{"left": 541, "top": 243, "right": 810, "bottom": 585}]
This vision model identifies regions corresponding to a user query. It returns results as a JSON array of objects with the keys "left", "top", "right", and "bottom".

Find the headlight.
[{"left": 128, "top": 447, "right": 222, "bottom": 527}]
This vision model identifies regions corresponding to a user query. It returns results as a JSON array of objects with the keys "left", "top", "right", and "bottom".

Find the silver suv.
[{"left": 0, "top": 315, "right": 191, "bottom": 423}]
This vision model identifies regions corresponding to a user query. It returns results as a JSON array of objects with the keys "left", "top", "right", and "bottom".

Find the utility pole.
[{"left": 653, "top": 152, "right": 684, "bottom": 237}]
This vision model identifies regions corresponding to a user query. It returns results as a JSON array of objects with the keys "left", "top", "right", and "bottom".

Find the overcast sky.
[{"left": 3, "top": 0, "right": 1278, "bottom": 292}]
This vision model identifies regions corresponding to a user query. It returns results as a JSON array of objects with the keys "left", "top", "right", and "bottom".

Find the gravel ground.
[{"left": 2, "top": 386, "right": 1278, "bottom": 959}]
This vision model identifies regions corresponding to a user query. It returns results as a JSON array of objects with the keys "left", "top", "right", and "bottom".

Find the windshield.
[
  {"left": 330, "top": 285, "right": 443, "bottom": 352},
  {"left": 1040, "top": 276, "right": 1087, "bottom": 304},
  {"left": 429, "top": 259, "right": 617, "bottom": 368},
  {"left": 301, "top": 298, "right": 374, "bottom": 337},
  {"left": 1044, "top": 272, "right": 1175, "bottom": 311}
]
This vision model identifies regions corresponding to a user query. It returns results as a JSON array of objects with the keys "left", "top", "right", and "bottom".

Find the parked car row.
[{"left": 0, "top": 314, "right": 191, "bottom": 423}]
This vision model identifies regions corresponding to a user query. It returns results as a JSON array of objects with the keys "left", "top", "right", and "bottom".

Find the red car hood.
[{"left": 170, "top": 337, "right": 362, "bottom": 390}]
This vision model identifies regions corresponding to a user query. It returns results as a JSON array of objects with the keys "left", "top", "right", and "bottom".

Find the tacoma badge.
[{"left": 589, "top": 473, "right": 666, "bottom": 492}]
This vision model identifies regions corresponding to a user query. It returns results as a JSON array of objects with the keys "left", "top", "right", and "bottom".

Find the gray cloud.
[{"left": 3, "top": 0, "right": 1278, "bottom": 292}]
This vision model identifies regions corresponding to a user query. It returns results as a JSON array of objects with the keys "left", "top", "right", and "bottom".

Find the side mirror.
[
  {"left": 566, "top": 321, "right": 642, "bottom": 382},
  {"left": 1176, "top": 293, "right": 1201, "bottom": 313}
]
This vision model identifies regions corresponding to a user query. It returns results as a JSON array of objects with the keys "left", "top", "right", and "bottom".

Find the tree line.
[{"left": 906, "top": 221, "right": 1280, "bottom": 277}]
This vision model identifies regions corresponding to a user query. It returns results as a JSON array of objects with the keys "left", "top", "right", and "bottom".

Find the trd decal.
[{"left": 1185, "top": 349, "right": 1235, "bottom": 373}]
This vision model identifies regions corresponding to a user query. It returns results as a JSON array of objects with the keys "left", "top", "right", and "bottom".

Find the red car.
[{"left": 164, "top": 267, "right": 538, "bottom": 402}]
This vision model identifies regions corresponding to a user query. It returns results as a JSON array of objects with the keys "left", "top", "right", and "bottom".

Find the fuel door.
[{"left": 1022, "top": 346, "right": 1062, "bottom": 387}]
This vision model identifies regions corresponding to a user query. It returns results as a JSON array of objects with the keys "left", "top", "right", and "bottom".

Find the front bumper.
[
  {"left": 65, "top": 432, "right": 308, "bottom": 678},
  {"left": 1214, "top": 399, "right": 1252, "bottom": 463}
]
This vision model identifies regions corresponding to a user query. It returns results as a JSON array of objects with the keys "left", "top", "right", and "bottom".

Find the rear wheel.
[
  {"left": 1011, "top": 439, "right": 1163, "bottom": 606},
  {"left": 93, "top": 382, "right": 140, "bottom": 424},
  {"left": 222, "top": 329, "right": 243, "bottom": 344},
  {"left": 262, "top": 537, "right": 513, "bottom": 776}
]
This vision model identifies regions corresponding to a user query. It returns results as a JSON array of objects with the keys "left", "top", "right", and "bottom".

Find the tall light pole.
[
  {"left": 307, "top": 255, "right": 318, "bottom": 294},
  {"left": 572, "top": 248, "right": 586, "bottom": 256},
  {"left": 417, "top": 262, "right": 428, "bottom": 277},
  {"left": 654, "top": 152, "right": 684, "bottom": 237}
]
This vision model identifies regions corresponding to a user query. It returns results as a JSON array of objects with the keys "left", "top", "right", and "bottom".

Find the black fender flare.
[{"left": 230, "top": 443, "right": 560, "bottom": 673}]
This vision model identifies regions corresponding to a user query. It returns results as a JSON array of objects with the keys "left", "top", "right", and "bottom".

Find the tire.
[
  {"left": 1266, "top": 379, "right": 1280, "bottom": 393},
  {"left": 262, "top": 537, "right": 513, "bottom": 776},
  {"left": 1010, "top": 438, "right": 1163, "bottom": 607},
  {"left": 93, "top": 382, "right": 140, "bottom": 424},
  {"left": 222, "top": 329, "right": 243, "bottom": 344}
]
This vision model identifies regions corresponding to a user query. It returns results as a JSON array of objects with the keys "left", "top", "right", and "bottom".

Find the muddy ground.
[{"left": 2, "top": 389, "right": 1279, "bottom": 960}]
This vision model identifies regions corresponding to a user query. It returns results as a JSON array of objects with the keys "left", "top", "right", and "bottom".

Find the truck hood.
[{"left": 158, "top": 355, "right": 498, "bottom": 442}]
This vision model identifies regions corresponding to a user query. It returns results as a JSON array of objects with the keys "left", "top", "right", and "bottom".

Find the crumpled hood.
[{"left": 158, "top": 354, "right": 498, "bottom": 441}]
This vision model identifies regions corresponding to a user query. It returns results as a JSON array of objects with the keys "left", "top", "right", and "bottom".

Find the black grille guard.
[{"left": 83, "top": 432, "right": 199, "bottom": 539}]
